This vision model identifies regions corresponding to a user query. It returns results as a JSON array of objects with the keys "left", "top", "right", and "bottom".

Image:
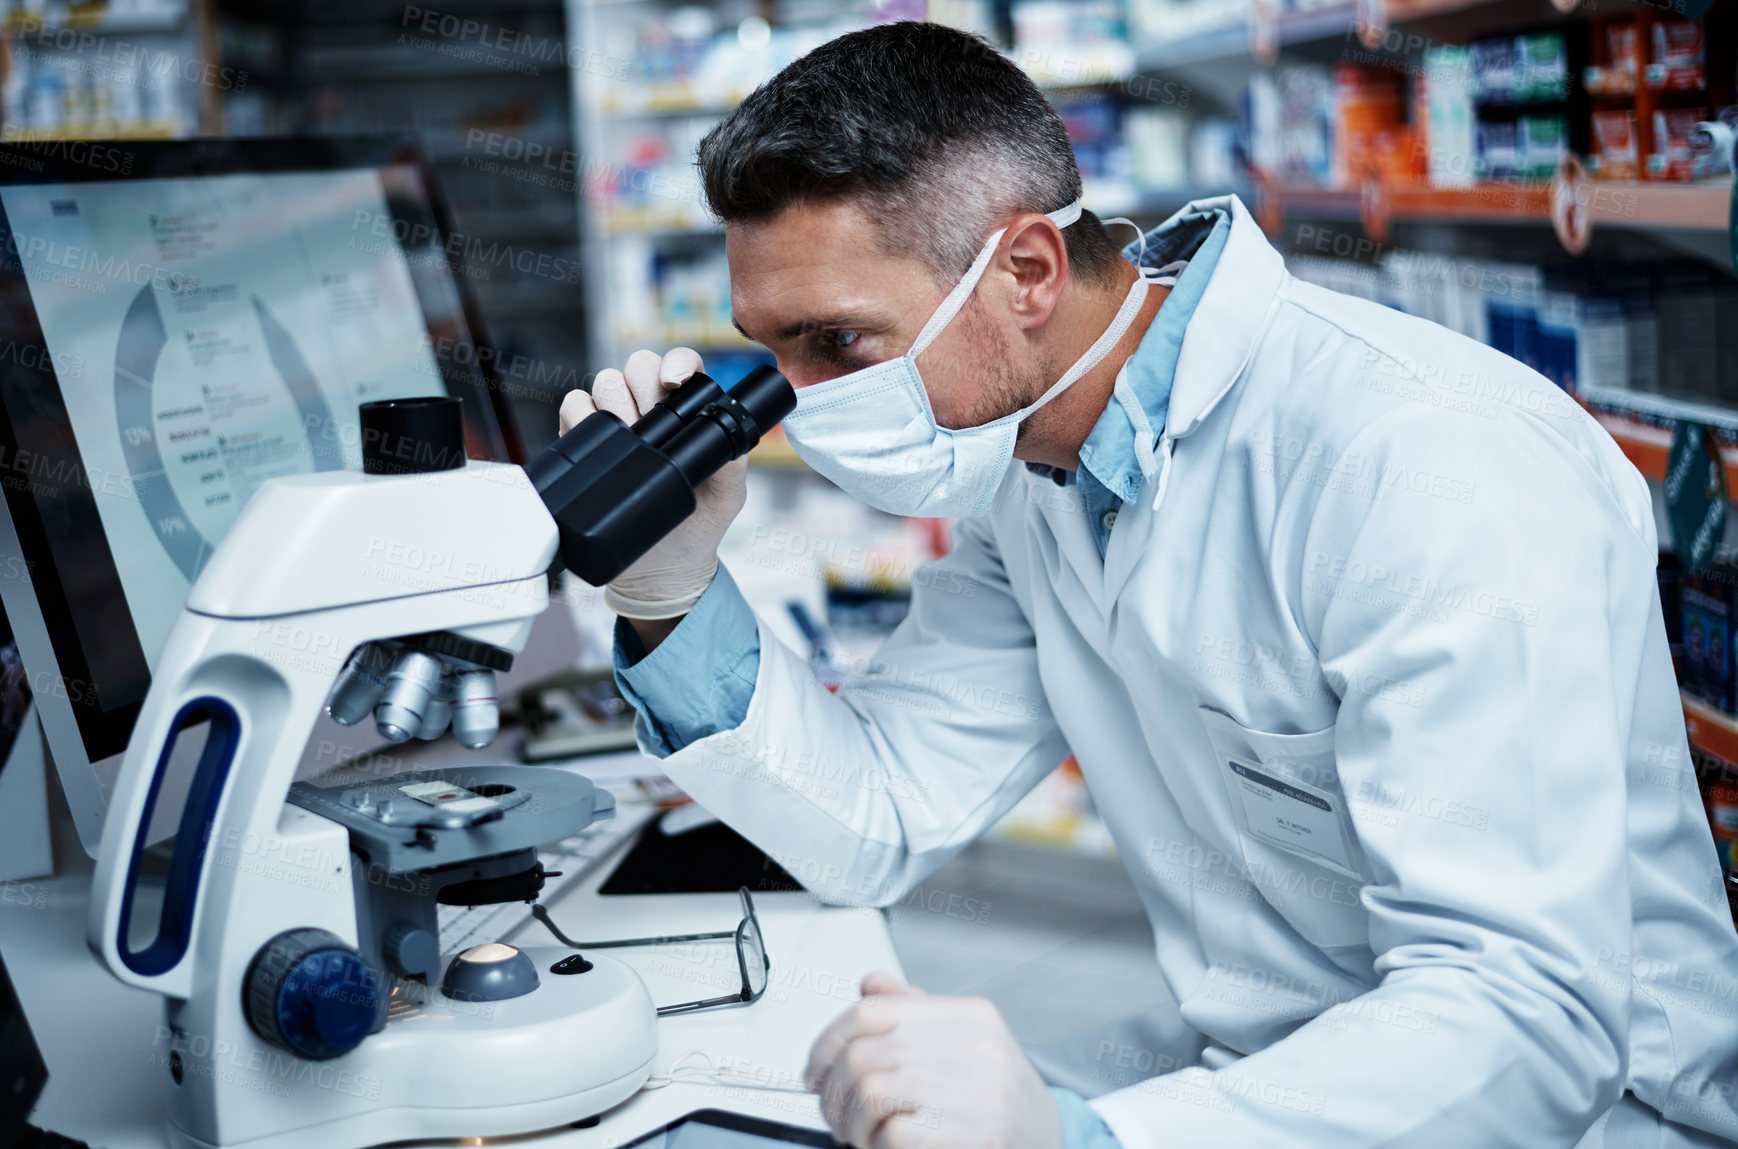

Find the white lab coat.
[{"left": 649, "top": 195, "right": 1738, "bottom": 1147}]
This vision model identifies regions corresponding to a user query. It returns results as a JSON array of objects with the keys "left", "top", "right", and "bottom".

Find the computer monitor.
[{"left": 0, "top": 137, "right": 523, "bottom": 855}]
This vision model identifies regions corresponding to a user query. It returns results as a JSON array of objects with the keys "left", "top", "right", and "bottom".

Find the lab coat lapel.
[
  {"left": 1101, "top": 482, "right": 1154, "bottom": 608},
  {"left": 1099, "top": 196, "right": 1287, "bottom": 609},
  {"left": 1019, "top": 471, "right": 1111, "bottom": 621},
  {"left": 1161, "top": 196, "right": 1286, "bottom": 440}
]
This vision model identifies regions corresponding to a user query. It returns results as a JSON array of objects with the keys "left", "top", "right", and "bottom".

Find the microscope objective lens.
[{"left": 373, "top": 650, "right": 445, "bottom": 743}]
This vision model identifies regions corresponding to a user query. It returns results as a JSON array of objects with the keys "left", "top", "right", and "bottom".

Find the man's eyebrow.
[{"left": 732, "top": 313, "right": 875, "bottom": 342}]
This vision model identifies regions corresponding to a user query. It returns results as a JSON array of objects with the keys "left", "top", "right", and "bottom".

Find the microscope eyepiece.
[
  {"left": 358, "top": 395, "right": 466, "bottom": 476},
  {"left": 528, "top": 366, "right": 796, "bottom": 586}
]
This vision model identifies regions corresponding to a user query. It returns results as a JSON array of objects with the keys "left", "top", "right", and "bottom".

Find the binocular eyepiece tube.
[
  {"left": 528, "top": 365, "right": 797, "bottom": 586},
  {"left": 329, "top": 366, "right": 795, "bottom": 756}
]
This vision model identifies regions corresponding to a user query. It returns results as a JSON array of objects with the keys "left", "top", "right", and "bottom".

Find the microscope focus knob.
[
  {"left": 244, "top": 929, "right": 378, "bottom": 1061},
  {"left": 383, "top": 923, "right": 440, "bottom": 980}
]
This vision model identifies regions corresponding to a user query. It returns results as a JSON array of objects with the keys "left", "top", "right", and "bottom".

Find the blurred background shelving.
[
  {"left": 1, "top": 0, "right": 222, "bottom": 139},
  {"left": 556, "top": 0, "right": 1738, "bottom": 869},
  {"left": 9, "top": 0, "right": 1738, "bottom": 870},
  {"left": 210, "top": 0, "right": 588, "bottom": 448}
]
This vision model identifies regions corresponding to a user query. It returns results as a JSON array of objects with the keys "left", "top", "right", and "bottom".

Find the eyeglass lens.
[{"left": 740, "top": 917, "right": 768, "bottom": 996}]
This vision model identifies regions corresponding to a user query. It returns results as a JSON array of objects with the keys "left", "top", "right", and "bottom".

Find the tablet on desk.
[{"left": 621, "top": 1109, "right": 845, "bottom": 1147}]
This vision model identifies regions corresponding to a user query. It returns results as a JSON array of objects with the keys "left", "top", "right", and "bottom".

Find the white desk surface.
[{"left": 0, "top": 795, "right": 902, "bottom": 1149}]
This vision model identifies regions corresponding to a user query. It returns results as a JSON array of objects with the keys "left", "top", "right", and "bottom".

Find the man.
[{"left": 560, "top": 21, "right": 1738, "bottom": 1149}]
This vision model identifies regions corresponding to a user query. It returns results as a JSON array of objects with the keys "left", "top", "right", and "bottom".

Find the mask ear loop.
[
  {"left": 1102, "top": 216, "right": 1145, "bottom": 265},
  {"left": 1115, "top": 370, "right": 1160, "bottom": 487},
  {"left": 1148, "top": 260, "right": 1188, "bottom": 288},
  {"left": 908, "top": 201, "right": 1085, "bottom": 360},
  {"left": 1103, "top": 218, "right": 1190, "bottom": 288},
  {"left": 909, "top": 227, "right": 1006, "bottom": 359},
  {"left": 986, "top": 271, "right": 1150, "bottom": 431}
]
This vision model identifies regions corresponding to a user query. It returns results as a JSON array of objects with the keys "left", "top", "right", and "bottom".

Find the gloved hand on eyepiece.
[{"left": 557, "top": 348, "right": 748, "bottom": 621}]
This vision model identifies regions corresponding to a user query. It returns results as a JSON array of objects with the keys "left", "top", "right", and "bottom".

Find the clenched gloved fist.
[
  {"left": 558, "top": 347, "right": 748, "bottom": 620},
  {"left": 806, "top": 971, "right": 1063, "bottom": 1149}
]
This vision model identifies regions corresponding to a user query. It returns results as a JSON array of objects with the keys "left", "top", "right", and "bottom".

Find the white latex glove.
[
  {"left": 557, "top": 347, "right": 748, "bottom": 619},
  {"left": 806, "top": 972, "right": 1064, "bottom": 1149}
]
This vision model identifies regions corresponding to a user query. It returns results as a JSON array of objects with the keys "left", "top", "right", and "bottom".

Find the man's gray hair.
[{"left": 696, "top": 21, "right": 1124, "bottom": 287}]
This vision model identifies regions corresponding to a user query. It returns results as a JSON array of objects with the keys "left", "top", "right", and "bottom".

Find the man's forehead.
[{"left": 725, "top": 202, "right": 931, "bottom": 338}]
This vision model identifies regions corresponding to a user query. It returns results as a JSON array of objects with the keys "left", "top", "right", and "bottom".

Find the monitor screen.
[{"left": 0, "top": 139, "right": 518, "bottom": 849}]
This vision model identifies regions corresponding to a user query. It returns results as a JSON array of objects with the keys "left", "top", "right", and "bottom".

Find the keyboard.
[{"left": 436, "top": 802, "right": 656, "bottom": 954}]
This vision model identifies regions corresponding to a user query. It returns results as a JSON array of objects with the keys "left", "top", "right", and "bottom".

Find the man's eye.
[{"left": 823, "top": 330, "right": 859, "bottom": 349}]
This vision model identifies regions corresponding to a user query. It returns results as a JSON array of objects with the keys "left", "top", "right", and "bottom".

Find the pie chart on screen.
[{"left": 112, "top": 282, "right": 340, "bottom": 581}]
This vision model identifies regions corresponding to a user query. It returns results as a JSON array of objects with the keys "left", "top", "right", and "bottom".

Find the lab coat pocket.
[{"left": 1198, "top": 706, "right": 1371, "bottom": 951}]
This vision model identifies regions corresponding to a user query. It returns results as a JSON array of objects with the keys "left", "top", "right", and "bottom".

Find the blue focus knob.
[{"left": 244, "top": 928, "right": 378, "bottom": 1060}]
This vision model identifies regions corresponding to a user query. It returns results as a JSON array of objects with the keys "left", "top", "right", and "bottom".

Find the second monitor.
[{"left": 0, "top": 136, "right": 520, "bottom": 854}]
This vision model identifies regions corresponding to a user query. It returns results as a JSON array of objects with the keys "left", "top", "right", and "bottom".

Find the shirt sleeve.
[
  {"left": 613, "top": 564, "right": 760, "bottom": 756},
  {"left": 1051, "top": 1088, "right": 1124, "bottom": 1149}
]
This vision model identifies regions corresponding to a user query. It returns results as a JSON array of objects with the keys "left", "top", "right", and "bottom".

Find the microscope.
[{"left": 86, "top": 369, "right": 794, "bottom": 1149}]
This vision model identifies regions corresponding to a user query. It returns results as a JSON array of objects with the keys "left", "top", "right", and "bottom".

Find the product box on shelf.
[
  {"left": 1707, "top": 779, "right": 1738, "bottom": 870},
  {"left": 1420, "top": 46, "right": 1476, "bottom": 187},
  {"left": 1648, "top": 18, "right": 1706, "bottom": 91},
  {"left": 1570, "top": 293, "right": 1631, "bottom": 393},
  {"left": 1683, "top": 564, "right": 1736, "bottom": 716},
  {"left": 1516, "top": 32, "right": 1570, "bottom": 103},
  {"left": 1471, "top": 36, "right": 1519, "bottom": 103},
  {"left": 1333, "top": 63, "right": 1415, "bottom": 186},
  {"left": 1534, "top": 287, "right": 1579, "bottom": 391},
  {"left": 1471, "top": 31, "right": 1568, "bottom": 105},
  {"left": 1476, "top": 118, "right": 1520, "bottom": 180},
  {"left": 1655, "top": 270, "right": 1738, "bottom": 401},
  {"left": 1591, "top": 109, "right": 1638, "bottom": 179},
  {"left": 1650, "top": 105, "right": 1711, "bottom": 180},
  {"left": 1584, "top": 18, "right": 1641, "bottom": 96},
  {"left": 1520, "top": 113, "right": 1568, "bottom": 178}
]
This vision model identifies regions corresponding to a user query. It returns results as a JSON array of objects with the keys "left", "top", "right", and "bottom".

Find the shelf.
[
  {"left": 4, "top": 5, "right": 185, "bottom": 34},
  {"left": 1114, "top": 184, "right": 1260, "bottom": 220},
  {"left": 1020, "top": 41, "right": 1135, "bottom": 88},
  {"left": 1583, "top": 391, "right": 1738, "bottom": 495},
  {"left": 421, "top": 126, "right": 571, "bottom": 162},
  {"left": 594, "top": 83, "right": 741, "bottom": 117},
  {"left": 1272, "top": 178, "right": 1732, "bottom": 232},
  {"left": 228, "top": 0, "right": 567, "bottom": 23},
  {"left": 615, "top": 322, "right": 750, "bottom": 350},
  {"left": 598, "top": 204, "right": 716, "bottom": 235},
  {"left": 302, "top": 45, "right": 565, "bottom": 83},
  {"left": 1134, "top": 0, "right": 1507, "bottom": 71},
  {"left": 1685, "top": 693, "right": 1738, "bottom": 766},
  {"left": 594, "top": 40, "right": 1136, "bottom": 119},
  {"left": 0, "top": 120, "right": 183, "bottom": 141}
]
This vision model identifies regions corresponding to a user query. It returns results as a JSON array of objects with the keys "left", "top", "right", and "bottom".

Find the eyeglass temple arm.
[
  {"left": 656, "top": 993, "right": 752, "bottom": 1017},
  {"left": 531, "top": 904, "right": 734, "bottom": 949}
]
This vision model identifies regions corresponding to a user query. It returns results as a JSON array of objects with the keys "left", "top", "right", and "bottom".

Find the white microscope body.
[{"left": 87, "top": 461, "right": 658, "bottom": 1149}]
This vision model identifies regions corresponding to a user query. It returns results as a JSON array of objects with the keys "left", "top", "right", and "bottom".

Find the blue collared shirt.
[{"left": 1040, "top": 207, "right": 1231, "bottom": 555}]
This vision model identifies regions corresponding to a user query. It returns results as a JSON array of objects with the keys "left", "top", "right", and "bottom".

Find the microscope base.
[{"left": 163, "top": 948, "right": 658, "bottom": 1149}]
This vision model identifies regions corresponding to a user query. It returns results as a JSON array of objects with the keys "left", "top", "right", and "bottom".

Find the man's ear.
[{"left": 999, "top": 213, "right": 1069, "bottom": 332}]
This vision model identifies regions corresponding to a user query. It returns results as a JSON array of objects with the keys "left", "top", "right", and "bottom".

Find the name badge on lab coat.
[{"left": 1225, "top": 760, "right": 1359, "bottom": 876}]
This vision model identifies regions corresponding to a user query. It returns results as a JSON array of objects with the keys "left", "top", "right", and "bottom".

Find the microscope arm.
[{"left": 88, "top": 463, "right": 556, "bottom": 997}]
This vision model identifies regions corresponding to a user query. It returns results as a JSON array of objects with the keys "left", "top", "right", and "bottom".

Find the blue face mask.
[{"left": 780, "top": 202, "right": 1163, "bottom": 518}]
